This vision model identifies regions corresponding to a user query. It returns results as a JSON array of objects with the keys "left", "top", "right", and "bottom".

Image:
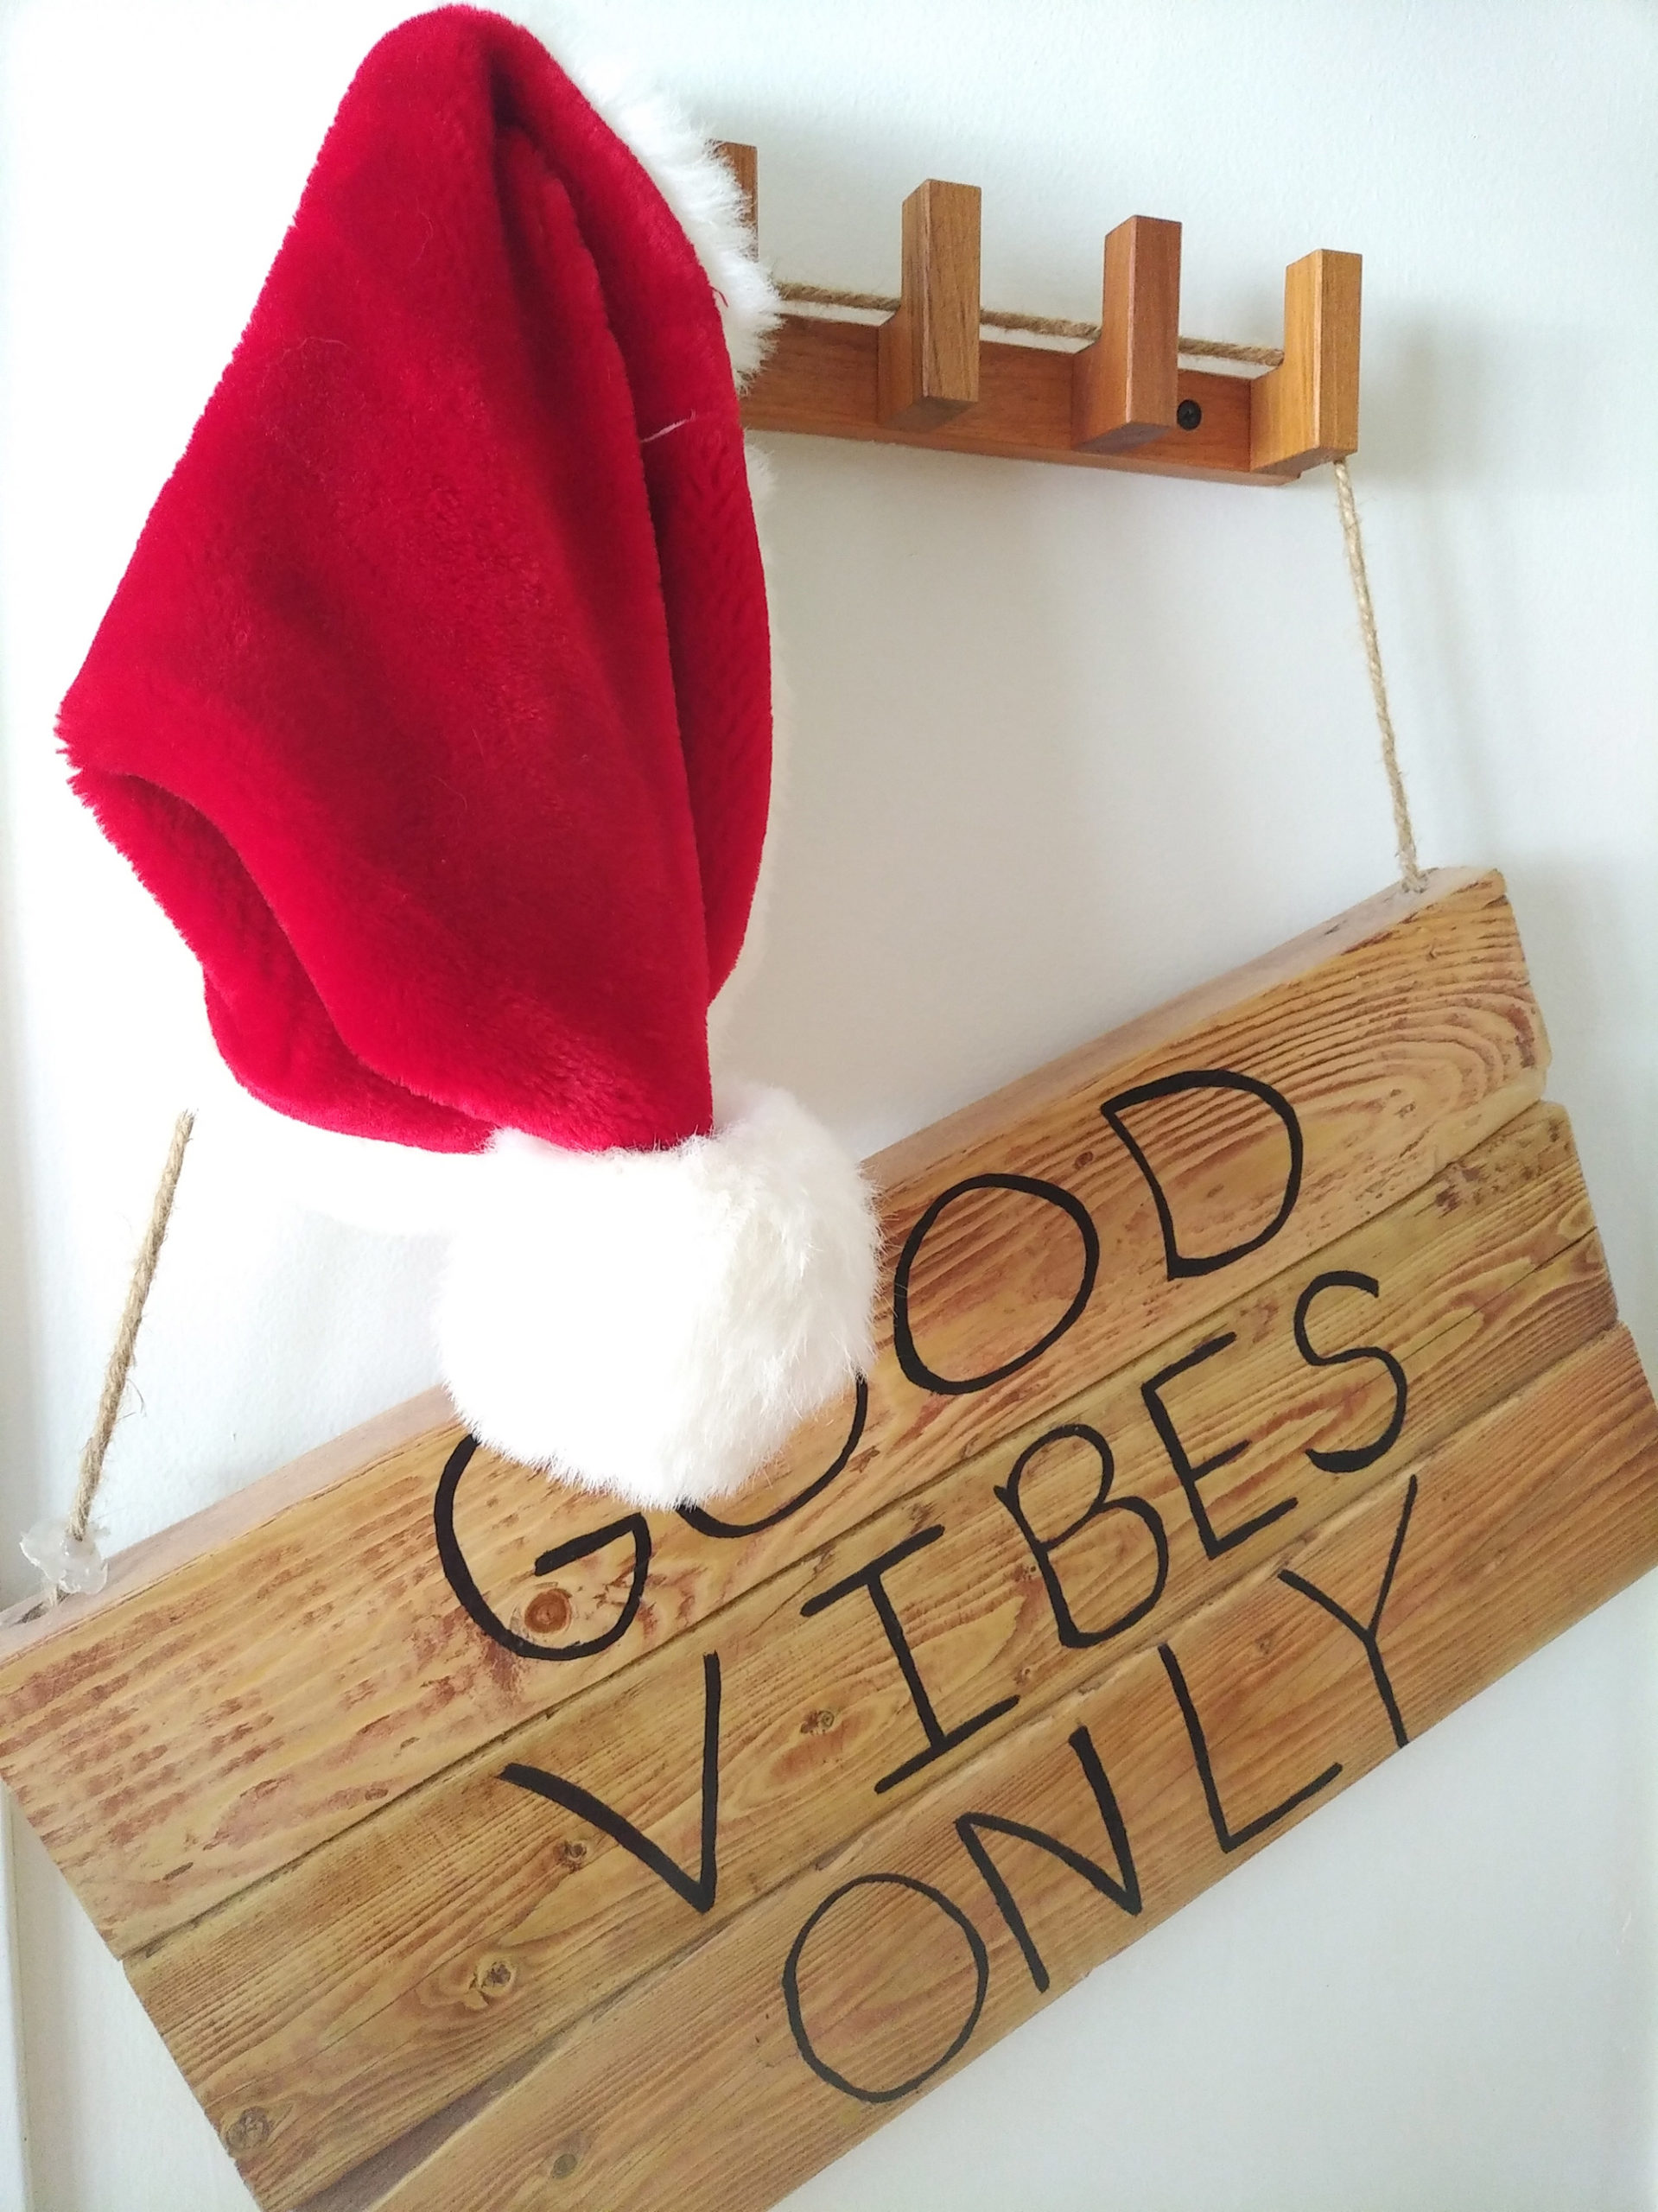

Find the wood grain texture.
[
  {"left": 311, "top": 1325, "right": 1658, "bottom": 2212},
  {"left": 0, "top": 871, "right": 1543, "bottom": 1958},
  {"left": 1250, "top": 249, "right": 1363, "bottom": 475},
  {"left": 877, "top": 180, "right": 981, "bottom": 429},
  {"left": 745, "top": 311, "right": 1275, "bottom": 481},
  {"left": 1071, "top": 215, "right": 1182, "bottom": 451},
  {"left": 135, "top": 1104, "right": 1608, "bottom": 2211},
  {"left": 714, "top": 139, "right": 757, "bottom": 233}
]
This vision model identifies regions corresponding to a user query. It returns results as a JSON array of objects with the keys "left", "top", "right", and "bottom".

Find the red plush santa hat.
[{"left": 58, "top": 6, "right": 876, "bottom": 1508}]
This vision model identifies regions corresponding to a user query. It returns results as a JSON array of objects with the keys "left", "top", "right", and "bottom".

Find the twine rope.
[
  {"left": 1332, "top": 458, "right": 1426, "bottom": 893},
  {"left": 775, "top": 283, "right": 1284, "bottom": 364},
  {"left": 66, "top": 1110, "right": 194, "bottom": 1548}
]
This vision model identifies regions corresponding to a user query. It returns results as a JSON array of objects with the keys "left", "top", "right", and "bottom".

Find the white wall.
[{"left": 2, "top": 2, "right": 1655, "bottom": 2207}]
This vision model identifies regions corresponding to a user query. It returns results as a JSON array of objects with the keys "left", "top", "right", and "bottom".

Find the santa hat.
[{"left": 57, "top": 6, "right": 877, "bottom": 1509}]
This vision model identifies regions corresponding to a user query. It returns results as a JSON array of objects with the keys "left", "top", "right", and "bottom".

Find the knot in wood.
[
  {"left": 222, "top": 2107, "right": 271, "bottom": 2158},
  {"left": 475, "top": 1953, "right": 516, "bottom": 1999},
  {"left": 524, "top": 1586, "right": 573, "bottom": 1636}
]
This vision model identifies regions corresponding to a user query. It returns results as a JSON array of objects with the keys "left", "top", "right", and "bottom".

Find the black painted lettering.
[
  {"left": 892, "top": 1173, "right": 1100, "bottom": 1395},
  {"left": 1293, "top": 1271, "right": 1408, "bottom": 1473},
  {"left": 956, "top": 1726, "right": 1142, "bottom": 1993},
  {"left": 1159, "top": 1640, "right": 1341, "bottom": 1851},
  {"left": 501, "top": 1652, "right": 721, "bottom": 1913},
  {"left": 1280, "top": 1473, "right": 1418, "bottom": 1748},
  {"left": 434, "top": 1434, "right": 650, "bottom": 1662},
  {"left": 783, "top": 1873, "right": 989, "bottom": 2104},
  {"left": 801, "top": 1526, "right": 1018, "bottom": 1792},
  {"left": 1142, "top": 1336, "right": 1294, "bottom": 1558},
  {"left": 1100, "top": 1068, "right": 1305, "bottom": 1280},
  {"left": 677, "top": 1376, "right": 870, "bottom": 1539},
  {"left": 994, "top": 1424, "right": 1168, "bottom": 1647}
]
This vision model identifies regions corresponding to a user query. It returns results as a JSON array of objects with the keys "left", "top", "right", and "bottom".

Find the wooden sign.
[{"left": 1, "top": 868, "right": 1654, "bottom": 2212}]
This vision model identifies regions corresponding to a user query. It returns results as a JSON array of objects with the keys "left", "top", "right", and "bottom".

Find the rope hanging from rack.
[
  {"left": 68, "top": 1109, "right": 194, "bottom": 1545},
  {"left": 10, "top": 1109, "right": 194, "bottom": 1614},
  {"left": 1331, "top": 459, "right": 1426, "bottom": 893}
]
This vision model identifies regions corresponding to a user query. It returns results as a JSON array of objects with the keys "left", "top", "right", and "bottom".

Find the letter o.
[
  {"left": 782, "top": 1872, "right": 990, "bottom": 2104},
  {"left": 893, "top": 1174, "right": 1101, "bottom": 1396}
]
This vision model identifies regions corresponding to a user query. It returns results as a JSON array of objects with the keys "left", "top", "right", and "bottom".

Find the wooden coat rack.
[{"left": 721, "top": 144, "right": 1362, "bottom": 484}]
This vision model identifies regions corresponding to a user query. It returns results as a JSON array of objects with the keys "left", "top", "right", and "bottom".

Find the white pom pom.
[{"left": 435, "top": 1085, "right": 877, "bottom": 1508}]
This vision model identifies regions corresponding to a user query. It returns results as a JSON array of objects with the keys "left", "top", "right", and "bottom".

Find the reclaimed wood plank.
[
  {"left": 318, "top": 1325, "right": 1658, "bottom": 2212},
  {"left": 0, "top": 869, "right": 1545, "bottom": 1955},
  {"left": 136, "top": 1103, "right": 1606, "bottom": 2209}
]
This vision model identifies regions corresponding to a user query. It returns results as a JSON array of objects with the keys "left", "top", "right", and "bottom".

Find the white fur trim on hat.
[
  {"left": 435, "top": 1084, "right": 877, "bottom": 1508},
  {"left": 549, "top": 35, "right": 779, "bottom": 384}
]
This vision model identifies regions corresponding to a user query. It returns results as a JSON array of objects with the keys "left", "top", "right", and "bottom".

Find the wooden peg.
[
  {"left": 1250, "top": 248, "right": 1362, "bottom": 475},
  {"left": 715, "top": 141, "right": 758, "bottom": 235},
  {"left": 877, "top": 179, "right": 981, "bottom": 430},
  {"left": 1071, "top": 214, "right": 1181, "bottom": 452}
]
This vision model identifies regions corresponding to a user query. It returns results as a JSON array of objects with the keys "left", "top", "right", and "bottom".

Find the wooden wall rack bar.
[{"left": 721, "top": 143, "right": 1361, "bottom": 486}]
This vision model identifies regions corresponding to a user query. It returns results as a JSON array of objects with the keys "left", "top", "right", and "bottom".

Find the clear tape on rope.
[{"left": 19, "top": 1521, "right": 107, "bottom": 1600}]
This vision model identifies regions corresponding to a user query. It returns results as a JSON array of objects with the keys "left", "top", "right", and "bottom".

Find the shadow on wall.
[
  {"left": 724, "top": 436, "right": 1121, "bottom": 1149},
  {"left": 0, "top": 721, "right": 43, "bottom": 1614},
  {"left": 716, "top": 434, "right": 1334, "bottom": 1163}
]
